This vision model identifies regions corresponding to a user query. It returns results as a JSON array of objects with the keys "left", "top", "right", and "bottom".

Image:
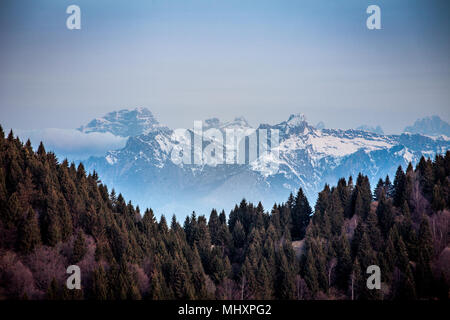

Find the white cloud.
[{"left": 15, "top": 128, "right": 127, "bottom": 160}]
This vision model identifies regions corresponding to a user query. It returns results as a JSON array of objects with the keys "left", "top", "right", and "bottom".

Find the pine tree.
[
  {"left": 150, "top": 270, "right": 165, "bottom": 300},
  {"left": 208, "top": 209, "right": 220, "bottom": 245},
  {"left": 255, "top": 258, "right": 272, "bottom": 299},
  {"left": 393, "top": 166, "right": 407, "bottom": 207},
  {"left": 159, "top": 215, "right": 168, "bottom": 234},
  {"left": 351, "top": 222, "right": 366, "bottom": 257},
  {"left": 17, "top": 207, "right": 41, "bottom": 253},
  {"left": 353, "top": 190, "right": 364, "bottom": 217},
  {"left": 329, "top": 190, "right": 344, "bottom": 236},
  {"left": 72, "top": 231, "right": 87, "bottom": 263},
  {"left": 91, "top": 265, "right": 108, "bottom": 300},
  {"left": 366, "top": 210, "right": 382, "bottom": 251},
  {"left": 417, "top": 157, "right": 434, "bottom": 200},
  {"left": 418, "top": 216, "right": 433, "bottom": 264},
  {"left": 0, "top": 168, "right": 7, "bottom": 223},
  {"left": 349, "top": 259, "right": 362, "bottom": 300},
  {"left": 384, "top": 228, "right": 398, "bottom": 273},
  {"left": 395, "top": 266, "right": 417, "bottom": 300},
  {"left": 232, "top": 220, "right": 246, "bottom": 249},
  {"left": 276, "top": 251, "right": 296, "bottom": 299},
  {"left": 4, "top": 192, "right": 20, "bottom": 227},
  {"left": 287, "top": 192, "right": 295, "bottom": 210},
  {"left": 415, "top": 250, "right": 432, "bottom": 298},
  {"left": 216, "top": 209, "right": 226, "bottom": 225},
  {"left": 291, "top": 188, "right": 312, "bottom": 240},
  {"left": 384, "top": 175, "right": 393, "bottom": 198},
  {"left": 335, "top": 234, "right": 352, "bottom": 290},
  {"left": 58, "top": 198, "right": 73, "bottom": 241},
  {"left": 41, "top": 189, "right": 63, "bottom": 246},
  {"left": 303, "top": 248, "right": 319, "bottom": 295},
  {"left": 174, "top": 263, "right": 194, "bottom": 299},
  {"left": 37, "top": 141, "right": 46, "bottom": 157},
  {"left": 396, "top": 236, "right": 410, "bottom": 273},
  {"left": 431, "top": 182, "right": 445, "bottom": 211},
  {"left": 354, "top": 174, "right": 372, "bottom": 218},
  {"left": 376, "top": 195, "right": 394, "bottom": 237},
  {"left": 374, "top": 178, "right": 384, "bottom": 201},
  {"left": 356, "top": 232, "right": 377, "bottom": 272}
]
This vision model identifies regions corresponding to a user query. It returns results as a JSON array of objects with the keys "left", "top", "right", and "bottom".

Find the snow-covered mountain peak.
[
  {"left": 203, "top": 118, "right": 221, "bottom": 130},
  {"left": 202, "top": 116, "right": 252, "bottom": 131},
  {"left": 226, "top": 116, "right": 251, "bottom": 129},
  {"left": 78, "top": 107, "right": 160, "bottom": 137},
  {"left": 404, "top": 115, "right": 450, "bottom": 137},
  {"left": 287, "top": 113, "right": 307, "bottom": 127},
  {"left": 260, "top": 113, "right": 311, "bottom": 137}
]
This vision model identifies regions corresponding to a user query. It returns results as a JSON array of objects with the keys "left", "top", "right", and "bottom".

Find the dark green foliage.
[
  {"left": 72, "top": 231, "right": 87, "bottom": 263},
  {"left": 376, "top": 194, "right": 394, "bottom": 237},
  {"left": 232, "top": 220, "right": 246, "bottom": 249},
  {"left": 393, "top": 166, "right": 407, "bottom": 207},
  {"left": 335, "top": 234, "right": 352, "bottom": 290},
  {"left": 384, "top": 175, "right": 394, "bottom": 198},
  {"left": 291, "top": 188, "right": 312, "bottom": 239},
  {"left": 91, "top": 265, "right": 108, "bottom": 300},
  {"left": 17, "top": 207, "right": 41, "bottom": 253},
  {"left": 353, "top": 174, "right": 372, "bottom": 219},
  {"left": 374, "top": 178, "right": 385, "bottom": 201}
]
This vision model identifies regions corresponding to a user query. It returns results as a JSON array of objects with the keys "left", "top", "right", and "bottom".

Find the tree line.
[{"left": 0, "top": 125, "right": 448, "bottom": 300}]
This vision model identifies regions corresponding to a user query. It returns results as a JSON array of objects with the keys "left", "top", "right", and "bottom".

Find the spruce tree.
[
  {"left": 384, "top": 175, "right": 393, "bottom": 198},
  {"left": 304, "top": 248, "right": 319, "bottom": 295},
  {"left": 374, "top": 178, "right": 384, "bottom": 201},
  {"left": 17, "top": 207, "right": 41, "bottom": 253},
  {"left": 232, "top": 220, "right": 246, "bottom": 249},
  {"left": 276, "top": 251, "right": 296, "bottom": 299},
  {"left": 356, "top": 232, "right": 377, "bottom": 272},
  {"left": 208, "top": 209, "right": 220, "bottom": 245},
  {"left": 72, "top": 231, "right": 87, "bottom": 263},
  {"left": 335, "top": 234, "right": 352, "bottom": 290},
  {"left": 418, "top": 216, "right": 433, "bottom": 263},
  {"left": 291, "top": 188, "right": 312, "bottom": 240},
  {"left": 376, "top": 195, "right": 394, "bottom": 237},
  {"left": 431, "top": 182, "right": 445, "bottom": 211},
  {"left": 5, "top": 192, "right": 20, "bottom": 227},
  {"left": 393, "top": 166, "right": 407, "bottom": 207},
  {"left": 366, "top": 210, "right": 382, "bottom": 251},
  {"left": 91, "top": 265, "right": 108, "bottom": 300}
]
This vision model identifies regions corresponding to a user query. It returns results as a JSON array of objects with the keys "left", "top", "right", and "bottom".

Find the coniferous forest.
[{"left": 0, "top": 126, "right": 449, "bottom": 300}]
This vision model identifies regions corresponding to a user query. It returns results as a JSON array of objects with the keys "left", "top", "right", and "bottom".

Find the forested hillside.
[{"left": 0, "top": 126, "right": 448, "bottom": 300}]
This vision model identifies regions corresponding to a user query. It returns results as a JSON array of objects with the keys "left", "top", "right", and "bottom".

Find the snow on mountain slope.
[{"left": 81, "top": 109, "right": 450, "bottom": 217}]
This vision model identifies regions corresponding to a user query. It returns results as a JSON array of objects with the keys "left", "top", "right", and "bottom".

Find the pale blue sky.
[{"left": 0, "top": 0, "right": 449, "bottom": 134}]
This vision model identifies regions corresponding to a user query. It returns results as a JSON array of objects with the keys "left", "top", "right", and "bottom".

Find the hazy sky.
[{"left": 0, "top": 0, "right": 449, "bottom": 134}]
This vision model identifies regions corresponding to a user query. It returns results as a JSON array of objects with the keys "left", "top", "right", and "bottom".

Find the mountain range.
[
  {"left": 404, "top": 115, "right": 450, "bottom": 138},
  {"left": 355, "top": 125, "right": 384, "bottom": 135},
  {"left": 78, "top": 108, "right": 450, "bottom": 217}
]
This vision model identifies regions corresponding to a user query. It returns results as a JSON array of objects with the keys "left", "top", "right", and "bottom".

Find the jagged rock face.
[
  {"left": 78, "top": 107, "right": 161, "bottom": 137},
  {"left": 82, "top": 108, "right": 450, "bottom": 216},
  {"left": 404, "top": 115, "right": 450, "bottom": 137},
  {"left": 356, "top": 125, "right": 384, "bottom": 135}
]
